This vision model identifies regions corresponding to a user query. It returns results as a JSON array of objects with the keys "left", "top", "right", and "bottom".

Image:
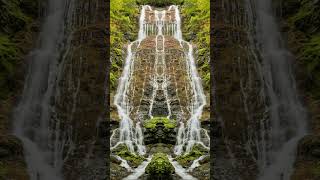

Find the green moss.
[
  {"left": 112, "top": 144, "right": 145, "bottom": 167},
  {"left": 136, "top": 0, "right": 183, "bottom": 7},
  {"left": 144, "top": 117, "right": 176, "bottom": 129},
  {"left": 145, "top": 153, "right": 174, "bottom": 175},
  {"left": 174, "top": 144, "right": 207, "bottom": 167}
]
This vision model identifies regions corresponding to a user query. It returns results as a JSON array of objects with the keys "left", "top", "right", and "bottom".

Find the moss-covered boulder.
[
  {"left": 112, "top": 144, "right": 145, "bottom": 168},
  {"left": 145, "top": 153, "right": 174, "bottom": 176},
  {"left": 144, "top": 117, "right": 176, "bottom": 145}
]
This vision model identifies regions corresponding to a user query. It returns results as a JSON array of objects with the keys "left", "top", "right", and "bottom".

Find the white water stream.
[
  {"left": 245, "top": 0, "right": 308, "bottom": 179},
  {"left": 13, "top": 0, "right": 74, "bottom": 179},
  {"left": 111, "top": 5, "right": 151, "bottom": 155}
]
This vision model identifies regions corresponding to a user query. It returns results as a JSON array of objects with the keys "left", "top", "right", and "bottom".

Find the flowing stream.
[
  {"left": 245, "top": 0, "right": 308, "bottom": 179},
  {"left": 13, "top": 0, "right": 74, "bottom": 179}
]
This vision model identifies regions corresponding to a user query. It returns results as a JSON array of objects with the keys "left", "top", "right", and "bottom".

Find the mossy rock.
[
  {"left": 175, "top": 144, "right": 207, "bottom": 168},
  {"left": 144, "top": 117, "right": 176, "bottom": 145},
  {"left": 144, "top": 117, "right": 176, "bottom": 129},
  {"left": 145, "top": 153, "right": 174, "bottom": 176},
  {"left": 112, "top": 144, "right": 145, "bottom": 168}
]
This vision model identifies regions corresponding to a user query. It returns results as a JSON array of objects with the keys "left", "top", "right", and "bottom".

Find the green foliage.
[
  {"left": 301, "top": 35, "right": 320, "bottom": 99},
  {"left": 0, "top": 0, "right": 31, "bottom": 34},
  {"left": 0, "top": 0, "right": 37, "bottom": 100},
  {"left": 113, "top": 144, "right": 145, "bottom": 167},
  {"left": 145, "top": 153, "right": 174, "bottom": 175},
  {"left": 286, "top": 0, "right": 320, "bottom": 100},
  {"left": 110, "top": 0, "right": 139, "bottom": 91},
  {"left": 289, "top": 0, "right": 320, "bottom": 33},
  {"left": 136, "top": 0, "right": 183, "bottom": 6},
  {"left": 0, "top": 35, "right": 19, "bottom": 99},
  {"left": 181, "top": 0, "right": 210, "bottom": 90},
  {"left": 144, "top": 117, "right": 176, "bottom": 129}
]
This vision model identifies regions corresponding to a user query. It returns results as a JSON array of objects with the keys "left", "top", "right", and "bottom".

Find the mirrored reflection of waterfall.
[
  {"left": 169, "top": 5, "right": 209, "bottom": 155},
  {"left": 13, "top": 0, "right": 74, "bottom": 179},
  {"left": 245, "top": 0, "right": 308, "bottom": 179}
]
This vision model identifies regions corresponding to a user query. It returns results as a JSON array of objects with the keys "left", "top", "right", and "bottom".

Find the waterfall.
[
  {"left": 170, "top": 5, "right": 209, "bottom": 155},
  {"left": 111, "top": 5, "right": 151, "bottom": 155},
  {"left": 245, "top": 0, "right": 308, "bottom": 179},
  {"left": 12, "top": 0, "right": 74, "bottom": 179},
  {"left": 148, "top": 10, "right": 172, "bottom": 118},
  {"left": 111, "top": 4, "right": 208, "bottom": 178}
]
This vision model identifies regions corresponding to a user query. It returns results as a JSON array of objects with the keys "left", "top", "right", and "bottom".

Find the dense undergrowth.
[
  {"left": 0, "top": 0, "right": 39, "bottom": 100},
  {"left": 110, "top": 0, "right": 139, "bottom": 90},
  {"left": 282, "top": 0, "right": 320, "bottom": 100},
  {"left": 180, "top": 0, "right": 210, "bottom": 90}
]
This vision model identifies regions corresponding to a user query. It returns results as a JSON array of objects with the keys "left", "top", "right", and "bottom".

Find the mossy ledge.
[
  {"left": 175, "top": 144, "right": 208, "bottom": 168},
  {"left": 112, "top": 144, "right": 145, "bottom": 168}
]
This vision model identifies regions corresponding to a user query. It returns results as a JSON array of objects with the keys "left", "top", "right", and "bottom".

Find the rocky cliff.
[
  {"left": 212, "top": 0, "right": 264, "bottom": 179},
  {"left": 54, "top": 0, "right": 108, "bottom": 179}
]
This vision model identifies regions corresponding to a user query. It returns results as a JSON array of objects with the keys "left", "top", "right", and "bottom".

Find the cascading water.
[
  {"left": 12, "top": 0, "right": 74, "bottom": 179},
  {"left": 111, "top": 5, "right": 151, "bottom": 155},
  {"left": 245, "top": 0, "right": 308, "bottom": 179},
  {"left": 112, "top": 5, "right": 208, "bottom": 179},
  {"left": 169, "top": 5, "right": 209, "bottom": 155}
]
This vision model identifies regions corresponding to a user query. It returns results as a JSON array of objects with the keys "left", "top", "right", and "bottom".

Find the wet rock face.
[
  {"left": 126, "top": 36, "right": 192, "bottom": 121},
  {"left": 213, "top": 0, "right": 264, "bottom": 179},
  {"left": 53, "top": 0, "right": 107, "bottom": 179}
]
